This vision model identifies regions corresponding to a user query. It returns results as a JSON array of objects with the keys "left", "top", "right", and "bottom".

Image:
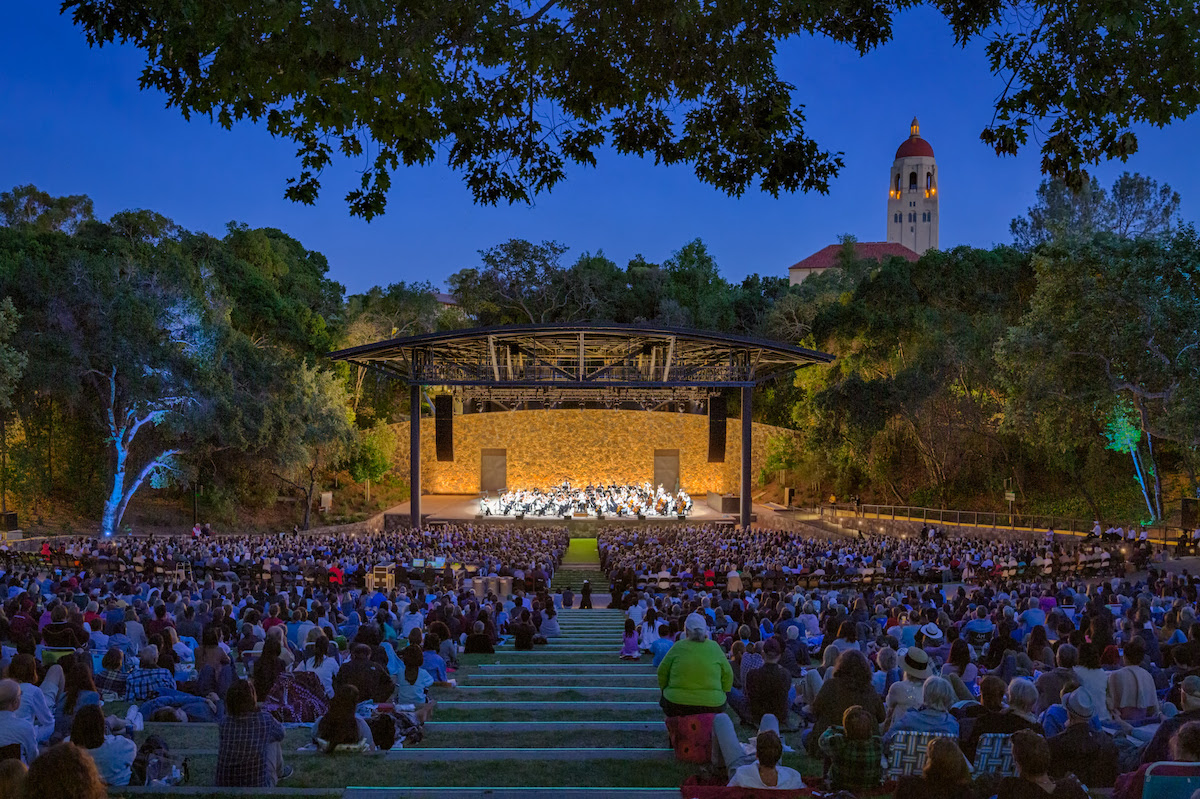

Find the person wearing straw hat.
[
  {"left": 1046, "top": 690, "right": 1119, "bottom": 788},
  {"left": 884, "top": 647, "right": 932, "bottom": 732}
]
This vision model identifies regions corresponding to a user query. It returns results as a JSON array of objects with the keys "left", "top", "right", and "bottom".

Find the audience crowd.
[{"left": 0, "top": 516, "right": 1191, "bottom": 799}]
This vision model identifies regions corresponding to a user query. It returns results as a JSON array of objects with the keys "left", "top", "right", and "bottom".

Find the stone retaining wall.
[{"left": 390, "top": 409, "right": 799, "bottom": 495}]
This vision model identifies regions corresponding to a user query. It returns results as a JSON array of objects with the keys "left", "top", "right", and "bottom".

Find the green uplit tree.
[
  {"left": 348, "top": 421, "right": 396, "bottom": 504},
  {"left": 1102, "top": 401, "right": 1158, "bottom": 521}
]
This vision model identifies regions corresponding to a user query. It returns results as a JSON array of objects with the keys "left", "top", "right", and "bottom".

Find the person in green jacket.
[{"left": 657, "top": 612, "right": 733, "bottom": 716}]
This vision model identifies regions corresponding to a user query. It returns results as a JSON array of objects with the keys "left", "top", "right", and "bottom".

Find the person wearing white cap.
[
  {"left": 1046, "top": 689, "right": 1119, "bottom": 788},
  {"left": 656, "top": 613, "right": 732, "bottom": 717}
]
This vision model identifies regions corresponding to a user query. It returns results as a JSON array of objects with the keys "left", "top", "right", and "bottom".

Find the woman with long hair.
[
  {"left": 314, "top": 684, "right": 373, "bottom": 752},
  {"left": 807, "top": 649, "right": 886, "bottom": 756},
  {"left": 253, "top": 637, "right": 287, "bottom": 700},
  {"left": 68, "top": 705, "right": 137, "bottom": 786},
  {"left": 395, "top": 644, "right": 437, "bottom": 723},
  {"left": 293, "top": 632, "right": 340, "bottom": 698},
  {"left": 895, "top": 737, "right": 975, "bottom": 799},
  {"left": 55, "top": 660, "right": 104, "bottom": 740},
  {"left": 942, "top": 638, "right": 979, "bottom": 700},
  {"left": 25, "top": 742, "right": 106, "bottom": 799},
  {"left": 1025, "top": 626, "right": 1053, "bottom": 669}
]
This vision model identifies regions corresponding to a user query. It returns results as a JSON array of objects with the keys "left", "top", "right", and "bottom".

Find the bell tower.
[{"left": 886, "top": 117, "right": 938, "bottom": 254}]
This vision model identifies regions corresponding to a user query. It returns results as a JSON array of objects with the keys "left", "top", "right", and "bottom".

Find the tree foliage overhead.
[{"left": 61, "top": 0, "right": 1200, "bottom": 217}]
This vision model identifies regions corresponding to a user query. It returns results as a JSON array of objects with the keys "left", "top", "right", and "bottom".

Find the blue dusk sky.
[{"left": 3, "top": 4, "right": 1198, "bottom": 294}]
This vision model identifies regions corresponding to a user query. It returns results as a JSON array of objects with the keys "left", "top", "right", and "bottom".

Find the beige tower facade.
[{"left": 886, "top": 118, "right": 938, "bottom": 254}]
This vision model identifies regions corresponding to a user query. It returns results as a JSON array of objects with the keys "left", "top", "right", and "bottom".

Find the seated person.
[
  {"left": 1046, "top": 690, "right": 1119, "bottom": 788},
  {"left": 963, "top": 677, "right": 1043, "bottom": 760},
  {"left": 124, "top": 646, "right": 176, "bottom": 702},
  {"left": 885, "top": 676, "right": 959, "bottom": 747},
  {"left": 67, "top": 705, "right": 137, "bottom": 786},
  {"left": 463, "top": 622, "right": 494, "bottom": 654},
  {"left": 395, "top": 645, "right": 443, "bottom": 724},
  {"left": 93, "top": 649, "right": 128, "bottom": 699},
  {"left": 313, "top": 685, "right": 374, "bottom": 752},
  {"left": 215, "top": 680, "right": 291, "bottom": 787},
  {"left": 649, "top": 624, "right": 674, "bottom": 667},
  {"left": 896, "top": 737, "right": 976, "bottom": 799},
  {"left": 819, "top": 704, "right": 883, "bottom": 793},
  {"left": 1141, "top": 674, "right": 1200, "bottom": 765},
  {"left": 0, "top": 680, "right": 38, "bottom": 765},
  {"left": 1115, "top": 721, "right": 1200, "bottom": 799},
  {"left": 335, "top": 644, "right": 395, "bottom": 703},
  {"left": 728, "top": 729, "right": 804, "bottom": 789},
  {"left": 6, "top": 654, "right": 54, "bottom": 743},
  {"left": 1107, "top": 636, "right": 1159, "bottom": 722},
  {"left": 999, "top": 730, "right": 1086, "bottom": 799}
]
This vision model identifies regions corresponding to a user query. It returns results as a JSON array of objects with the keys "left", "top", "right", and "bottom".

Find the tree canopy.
[{"left": 61, "top": 0, "right": 1200, "bottom": 216}]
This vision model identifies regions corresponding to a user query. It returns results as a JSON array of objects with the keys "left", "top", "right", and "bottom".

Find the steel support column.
[
  {"left": 410, "top": 383, "right": 421, "bottom": 529},
  {"left": 740, "top": 385, "right": 752, "bottom": 529}
]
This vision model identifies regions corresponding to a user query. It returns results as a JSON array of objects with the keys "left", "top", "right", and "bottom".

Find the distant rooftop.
[
  {"left": 789, "top": 241, "right": 919, "bottom": 272},
  {"left": 433, "top": 292, "right": 458, "bottom": 306}
]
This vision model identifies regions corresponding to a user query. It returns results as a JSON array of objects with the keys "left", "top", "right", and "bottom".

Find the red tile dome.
[{"left": 895, "top": 117, "right": 934, "bottom": 159}]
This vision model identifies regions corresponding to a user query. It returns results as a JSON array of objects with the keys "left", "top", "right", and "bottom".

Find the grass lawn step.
[
  {"left": 435, "top": 700, "right": 660, "bottom": 710},
  {"left": 172, "top": 747, "right": 675, "bottom": 762},
  {"left": 138, "top": 726, "right": 666, "bottom": 752},
  {"left": 496, "top": 644, "right": 616, "bottom": 651},
  {"left": 464, "top": 655, "right": 644, "bottom": 665},
  {"left": 346, "top": 789, "right": 678, "bottom": 799},
  {"left": 434, "top": 686, "right": 661, "bottom": 700},
  {"left": 465, "top": 675, "right": 658, "bottom": 687},
  {"left": 421, "top": 728, "right": 664, "bottom": 749},
  {"left": 433, "top": 704, "right": 665, "bottom": 722},
  {"left": 470, "top": 657, "right": 657, "bottom": 667},
  {"left": 152, "top": 755, "right": 698, "bottom": 790},
  {"left": 425, "top": 721, "right": 664, "bottom": 733}
]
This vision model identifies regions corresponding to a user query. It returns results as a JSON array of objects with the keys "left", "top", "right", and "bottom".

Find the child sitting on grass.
[
  {"left": 649, "top": 623, "right": 674, "bottom": 666},
  {"left": 819, "top": 704, "right": 883, "bottom": 793},
  {"left": 620, "top": 618, "right": 640, "bottom": 660}
]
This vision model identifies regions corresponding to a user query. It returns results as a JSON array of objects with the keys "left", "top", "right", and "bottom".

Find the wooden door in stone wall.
[
  {"left": 653, "top": 449, "right": 680, "bottom": 492},
  {"left": 481, "top": 448, "right": 507, "bottom": 492}
]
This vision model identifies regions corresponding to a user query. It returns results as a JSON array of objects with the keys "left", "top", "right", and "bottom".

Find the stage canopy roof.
[{"left": 329, "top": 323, "right": 833, "bottom": 403}]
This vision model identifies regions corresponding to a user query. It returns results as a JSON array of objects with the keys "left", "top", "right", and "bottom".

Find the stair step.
[
  {"left": 436, "top": 701, "right": 659, "bottom": 710},
  {"left": 173, "top": 748, "right": 673, "bottom": 762},
  {"left": 347, "top": 789, "right": 677, "bottom": 799},
  {"left": 472, "top": 662, "right": 657, "bottom": 667},
  {"left": 438, "top": 686, "right": 661, "bottom": 698},
  {"left": 424, "top": 721, "right": 663, "bottom": 732}
]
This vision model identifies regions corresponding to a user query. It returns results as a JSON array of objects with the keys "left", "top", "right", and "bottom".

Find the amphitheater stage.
[{"left": 389, "top": 494, "right": 737, "bottom": 527}]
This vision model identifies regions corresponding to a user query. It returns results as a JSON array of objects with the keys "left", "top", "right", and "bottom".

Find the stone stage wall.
[{"left": 390, "top": 408, "right": 798, "bottom": 495}]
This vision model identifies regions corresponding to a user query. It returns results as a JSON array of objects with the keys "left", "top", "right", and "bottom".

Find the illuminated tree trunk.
[{"left": 96, "top": 368, "right": 186, "bottom": 536}]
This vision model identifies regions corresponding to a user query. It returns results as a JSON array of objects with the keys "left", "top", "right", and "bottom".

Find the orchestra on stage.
[{"left": 482, "top": 480, "right": 693, "bottom": 518}]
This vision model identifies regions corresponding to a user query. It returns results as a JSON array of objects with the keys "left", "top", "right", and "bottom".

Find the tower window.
[
  {"left": 926, "top": 172, "right": 933, "bottom": 190},
  {"left": 895, "top": 174, "right": 900, "bottom": 193},
  {"left": 908, "top": 171, "right": 917, "bottom": 189}
]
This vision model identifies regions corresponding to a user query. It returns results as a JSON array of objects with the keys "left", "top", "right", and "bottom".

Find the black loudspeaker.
[
  {"left": 434, "top": 395, "right": 454, "bottom": 462},
  {"left": 784, "top": 487, "right": 795, "bottom": 507},
  {"left": 708, "top": 395, "right": 726, "bottom": 463},
  {"left": 1184, "top": 498, "right": 1199, "bottom": 529}
]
